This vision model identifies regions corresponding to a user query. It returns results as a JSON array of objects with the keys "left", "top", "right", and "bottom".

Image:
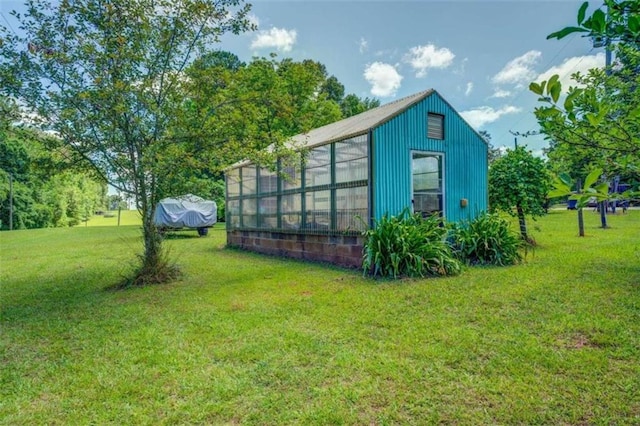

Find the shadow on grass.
[{"left": 161, "top": 232, "right": 201, "bottom": 240}]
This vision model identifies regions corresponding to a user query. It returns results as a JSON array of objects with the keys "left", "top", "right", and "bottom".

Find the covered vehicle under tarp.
[{"left": 154, "top": 194, "right": 217, "bottom": 230}]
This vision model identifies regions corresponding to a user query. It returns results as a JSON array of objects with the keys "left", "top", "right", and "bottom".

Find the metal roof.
[
  {"left": 291, "top": 89, "right": 435, "bottom": 149},
  {"left": 228, "top": 89, "right": 435, "bottom": 169}
]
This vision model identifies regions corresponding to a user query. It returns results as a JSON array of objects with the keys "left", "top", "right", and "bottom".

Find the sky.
[{"left": 1, "top": 0, "right": 607, "bottom": 155}]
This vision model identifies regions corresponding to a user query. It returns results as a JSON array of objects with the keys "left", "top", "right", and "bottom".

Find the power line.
[
  {"left": 508, "top": 130, "right": 539, "bottom": 149},
  {"left": 0, "top": 11, "right": 19, "bottom": 38}
]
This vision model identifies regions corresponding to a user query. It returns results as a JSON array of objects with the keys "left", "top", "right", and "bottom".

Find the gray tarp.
[{"left": 154, "top": 194, "right": 217, "bottom": 228}]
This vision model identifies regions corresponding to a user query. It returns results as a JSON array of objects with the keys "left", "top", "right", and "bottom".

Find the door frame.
[{"left": 410, "top": 150, "right": 445, "bottom": 218}]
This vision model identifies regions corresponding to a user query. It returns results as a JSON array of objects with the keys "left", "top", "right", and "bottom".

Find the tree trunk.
[
  {"left": 599, "top": 201, "right": 608, "bottom": 228},
  {"left": 578, "top": 208, "right": 584, "bottom": 237},
  {"left": 516, "top": 204, "right": 528, "bottom": 241},
  {"left": 576, "top": 178, "right": 584, "bottom": 237},
  {"left": 124, "top": 174, "right": 178, "bottom": 287},
  {"left": 141, "top": 204, "right": 162, "bottom": 271}
]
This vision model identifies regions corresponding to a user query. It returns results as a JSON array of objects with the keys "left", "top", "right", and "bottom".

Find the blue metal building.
[{"left": 226, "top": 89, "right": 488, "bottom": 267}]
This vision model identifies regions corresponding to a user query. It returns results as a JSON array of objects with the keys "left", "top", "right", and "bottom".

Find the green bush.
[
  {"left": 449, "top": 212, "right": 523, "bottom": 266},
  {"left": 362, "top": 210, "right": 461, "bottom": 278}
]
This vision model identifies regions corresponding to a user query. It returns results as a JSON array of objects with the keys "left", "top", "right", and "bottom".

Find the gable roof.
[
  {"left": 227, "top": 88, "right": 466, "bottom": 170},
  {"left": 291, "top": 89, "right": 435, "bottom": 149}
]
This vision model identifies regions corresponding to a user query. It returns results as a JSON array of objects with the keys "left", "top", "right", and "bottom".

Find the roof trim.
[{"left": 227, "top": 89, "right": 438, "bottom": 170}]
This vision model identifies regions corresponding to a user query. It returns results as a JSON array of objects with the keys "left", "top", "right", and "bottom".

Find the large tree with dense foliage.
[
  {"left": 159, "top": 53, "right": 378, "bottom": 216},
  {"left": 489, "top": 146, "right": 551, "bottom": 243},
  {"left": 0, "top": 0, "right": 254, "bottom": 285}
]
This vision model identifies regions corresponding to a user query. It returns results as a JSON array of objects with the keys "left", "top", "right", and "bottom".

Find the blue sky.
[
  {"left": 223, "top": 0, "right": 606, "bottom": 154},
  {"left": 2, "top": 0, "right": 607, "bottom": 154}
]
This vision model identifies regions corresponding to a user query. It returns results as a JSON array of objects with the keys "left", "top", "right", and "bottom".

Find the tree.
[
  {"left": 163, "top": 55, "right": 347, "bottom": 197},
  {"left": 479, "top": 130, "right": 501, "bottom": 164},
  {"left": 1, "top": 97, "right": 107, "bottom": 229},
  {"left": 0, "top": 0, "right": 254, "bottom": 285},
  {"left": 530, "top": 58, "right": 640, "bottom": 179},
  {"left": 548, "top": 169, "right": 610, "bottom": 237},
  {"left": 547, "top": 0, "right": 640, "bottom": 47},
  {"left": 489, "top": 146, "right": 551, "bottom": 243},
  {"left": 532, "top": 1, "right": 640, "bottom": 229},
  {"left": 340, "top": 94, "right": 380, "bottom": 118}
]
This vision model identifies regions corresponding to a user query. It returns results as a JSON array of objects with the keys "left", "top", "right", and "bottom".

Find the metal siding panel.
[{"left": 373, "top": 92, "right": 487, "bottom": 223}]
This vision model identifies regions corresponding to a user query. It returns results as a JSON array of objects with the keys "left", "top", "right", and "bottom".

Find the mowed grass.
[
  {"left": 1, "top": 210, "right": 639, "bottom": 424},
  {"left": 84, "top": 209, "right": 142, "bottom": 227}
]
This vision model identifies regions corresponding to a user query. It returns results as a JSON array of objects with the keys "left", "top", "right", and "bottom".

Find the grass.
[
  {"left": 1, "top": 209, "right": 639, "bottom": 424},
  {"left": 83, "top": 209, "right": 141, "bottom": 227}
]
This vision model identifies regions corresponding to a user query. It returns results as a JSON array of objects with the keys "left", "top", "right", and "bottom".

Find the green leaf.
[
  {"left": 529, "top": 82, "right": 543, "bottom": 95},
  {"left": 547, "top": 26, "right": 589, "bottom": 40},
  {"left": 550, "top": 82, "right": 561, "bottom": 103},
  {"left": 563, "top": 88, "right": 582, "bottom": 112},
  {"left": 584, "top": 168, "right": 602, "bottom": 190},
  {"left": 594, "top": 182, "right": 609, "bottom": 195},
  {"left": 577, "top": 2, "right": 589, "bottom": 24},
  {"left": 585, "top": 113, "right": 600, "bottom": 127},
  {"left": 548, "top": 188, "right": 570, "bottom": 198},
  {"left": 629, "top": 15, "right": 640, "bottom": 33},
  {"left": 558, "top": 172, "right": 573, "bottom": 187},
  {"left": 547, "top": 75, "right": 560, "bottom": 93},
  {"left": 591, "top": 9, "right": 606, "bottom": 33}
]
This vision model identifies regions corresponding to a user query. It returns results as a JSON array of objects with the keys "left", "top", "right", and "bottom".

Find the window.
[
  {"left": 258, "top": 196, "right": 277, "bottom": 228},
  {"left": 281, "top": 193, "right": 302, "bottom": 229},
  {"left": 305, "top": 145, "right": 331, "bottom": 188},
  {"left": 227, "top": 199, "right": 240, "bottom": 228},
  {"left": 335, "top": 135, "right": 368, "bottom": 184},
  {"left": 226, "top": 169, "right": 240, "bottom": 198},
  {"left": 282, "top": 162, "right": 302, "bottom": 191},
  {"left": 259, "top": 168, "right": 277, "bottom": 194},
  {"left": 336, "top": 186, "right": 368, "bottom": 231},
  {"left": 412, "top": 152, "right": 443, "bottom": 217},
  {"left": 241, "top": 166, "right": 257, "bottom": 195},
  {"left": 241, "top": 198, "right": 257, "bottom": 227},
  {"left": 225, "top": 135, "right": 369, "bottom": 234},
  {"left": 427, "top": 113, "right": 444, "bottom": 140},
  {"left": 305, "top": 190, "right": 330, "bottom": 231}
]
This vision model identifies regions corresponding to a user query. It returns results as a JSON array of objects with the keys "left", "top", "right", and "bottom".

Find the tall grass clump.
[
  {"left": 362, "top": 210, "right": 461, "bottom": 278},
  {"left": 449, "top": 211, "right": 523, "bottom": 266}
]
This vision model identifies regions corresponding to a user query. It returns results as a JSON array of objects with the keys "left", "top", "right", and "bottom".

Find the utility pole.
[
  {"left": 508, "top": 130, "right": 539, "bottom": 149},
  {"left": 592, "top": 10, "right": 614, "bottom": 229}
]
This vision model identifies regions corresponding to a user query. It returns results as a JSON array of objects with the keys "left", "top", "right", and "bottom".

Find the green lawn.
[
  {"left": 84, "top": 209, "right": 142, "bottom": 227},
  {"left": 1, "top": 210, "right": 639, "bottom": 424}
]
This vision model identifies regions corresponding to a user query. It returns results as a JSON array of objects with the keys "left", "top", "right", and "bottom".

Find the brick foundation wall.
[{"left": 227, "top": 230, "right": 364, "bottom": 268}]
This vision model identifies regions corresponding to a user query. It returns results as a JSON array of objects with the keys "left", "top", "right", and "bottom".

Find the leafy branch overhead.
[
  {"left": 529, "top": 48, "right": 640, "bottom": 173},
  {"left": 548, "top": 169, "right": 610, "bottom": 209},
  {"left": 547, "top": 0, "right": 640, "bottom": 46}
]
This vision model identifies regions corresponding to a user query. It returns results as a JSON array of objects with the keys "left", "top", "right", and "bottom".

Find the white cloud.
[
  {"left": 536, "top": 52, "right": 605, "bottom": 88},
  {"left": 251, "top": 27, "right": 297, "bottom": 52},
  {"left": 359, "top": 37, "right": 368, "bottom": 54},
  {"left": 404, "top": 43, "right": 455, "bottom": 77},
  {"left": 465, "top": 82, "right": 474, "bottom": 96},
  {"left": 364, "top": 62, "right": 403, "bottom": 97},
  {"left": 492, "top": 50, "right": 542, "bottom": 85},
  {"left": 460, "top": 105, "right": 521, "bottom": 129},
  {"left": 247, "top": 14, "right": 260, "bottom": 28},
  {"left": 489, "top": 89, "right": 512, "bottom": 99}
]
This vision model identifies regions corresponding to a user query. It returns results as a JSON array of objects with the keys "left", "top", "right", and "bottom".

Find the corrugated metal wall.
[{"left": 372, "top": 92, "right": 488, "bottom": 223}]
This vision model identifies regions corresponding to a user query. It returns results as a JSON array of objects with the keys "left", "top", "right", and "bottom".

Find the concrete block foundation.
[{"left": 227, "top": 230, "right": 364, "bottom": 268}]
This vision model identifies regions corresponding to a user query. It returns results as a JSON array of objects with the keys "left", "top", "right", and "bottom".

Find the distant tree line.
[{"left": 1, "top": 98, "right": 107, "bottom": 230}]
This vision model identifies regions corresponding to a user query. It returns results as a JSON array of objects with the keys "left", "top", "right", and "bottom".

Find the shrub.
[
  {"left": 449, "top": 212, "right": 523, "bottom": 266},
  {"left": 362, "top": 210, "right": 461, "bottom": 278}
]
